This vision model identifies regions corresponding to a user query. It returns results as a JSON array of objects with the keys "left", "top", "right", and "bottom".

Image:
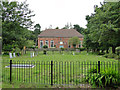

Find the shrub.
[
  {"left": 107, "top": 53, "right": 117, "bottom": 58},
  {"left": 103, "top": 54, "right": 109, "bottom": 58},
  {"left": 115, "top": 55, "right": 120, "bottom": 60},
  {"left": 60, "top": 48, "right": 64, "bottom": 51},
  {"left": 43, "top": 50, "right": 47, "bottom": 54},
  {"left": 103, "top": 53, "right": 117, "bottom": 58},
  {"left": 43, "top": 45, "right": 48, "bottom": 48},
  {"left": 85, "top": 68, "right": 119, "bottom": 88},
  {"left": 76, "top": 47, "right": 85, "bottom": 51},
  {"left": 3, "top": 45, "right": 13, "bottom": 51},
  {"left": 116, "top": 46, "right": 120, "bottom": 55}
]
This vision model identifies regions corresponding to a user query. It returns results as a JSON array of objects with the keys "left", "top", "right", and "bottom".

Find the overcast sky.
[{"left": 10, "top": 0, "right": 104, "bottom": 30}]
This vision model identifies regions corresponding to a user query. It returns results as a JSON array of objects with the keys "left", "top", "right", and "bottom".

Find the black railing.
[{"left": 2, "top": 60, "right": 119, "bottom": 86}]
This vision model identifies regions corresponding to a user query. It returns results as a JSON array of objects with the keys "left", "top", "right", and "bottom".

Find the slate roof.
[{"left": 38, "top": 29, "right": 83, "bottom": 38}]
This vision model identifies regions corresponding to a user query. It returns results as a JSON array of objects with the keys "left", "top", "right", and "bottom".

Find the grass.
[{"left": 1, "top": 51, "right": 119, "bottom": 88}]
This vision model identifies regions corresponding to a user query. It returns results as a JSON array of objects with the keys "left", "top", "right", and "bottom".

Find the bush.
[
  {"left": 103, "top": 54, "right": 109, "bottom": 58},
  {"left": 35, "top": 46, "right": 38, "bottom": 49},
  {"left": 43, "top": 45, "right": 48, "bottom": 49},
  {"left": 60, "top": 48, "right": 64, "bottom": 51},
  {"left": 85, "top": 68, "right": 119, "bottom": 88},
  {"left": 116, "top": 46, "right": 120, "bottom": 55},
  {"left": 107, "top": 53, "right": 117, "bottom": 58},
  {"left": 103, "top": 53, "right": 117, "bottom": 58},
  {"left": 3, "top": 51, "right": 9, "bottom": 55},
  {"left": 115, "top": 55, "right": 120, "bottom": 60},
  {"left": 3, "top": 45, "right": 13, "bottom": 51},
  {"left": 76, "top": 47, "right": 85, "bottom": 51}
]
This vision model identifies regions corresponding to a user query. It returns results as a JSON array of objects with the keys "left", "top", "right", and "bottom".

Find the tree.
[
  {"left": 1, "top": 1, "right": 35, "bottom": 50},
  {"left": 25, "top": 40, "right": 35, "bottom": 48},
  {"left": 69, "top": 37, "right": 80, "bottom": 48},
  {"left": 62, "top": 22, "right": 73, "bottom": 29},
  {"left": 34, "top": 24, "right": 41, "bottom": 35},
  {"left": 84, "top": 2, "right": 120, "bottom": 53},
  {"left": 33, "top": 23, "right": 41, "bottom": 46},
  {"left": 73, "top": 24, "right": 84, "bottom": 34}
]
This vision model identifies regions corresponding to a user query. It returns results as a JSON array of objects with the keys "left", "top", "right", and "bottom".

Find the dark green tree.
[
  {"left": 33, "top": 23, "right": 41, "bottom": 46},
  {"left": 1, "top": 1, "right": 35, "bottom": 50},
  {"left": 84, "top": 2, "right": 120, "bottom": 53},
  {"left": 73, "top": 24, "right": 84, "bottom": 34},
  {"left": 69, "top": 37, "right": 80, "bottom": 48}
]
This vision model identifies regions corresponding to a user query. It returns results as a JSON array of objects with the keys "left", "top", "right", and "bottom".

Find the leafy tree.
[
  {"left": 69, "top": 37, "right": 80, "bottom": 48},
  {"left": 34, "top": 24, "right": 41, "bottom": 35},
  {"left": 84, "top": 2, "right": 120, "bottom": 53},
  {"left": 55, "top": 27, "right": 59, "bottom": 29},
  {"left": 73, "top": 24, "right": 84, "bottom": 34},
  {"left": 33, "top": 23, "right": 41, "bottom": 46},
  {"left": 25, "top": 40, "right": 35, "bottom": 48},
  {"left": 1, "top": 1, "right": 35, "bottom": 50}
]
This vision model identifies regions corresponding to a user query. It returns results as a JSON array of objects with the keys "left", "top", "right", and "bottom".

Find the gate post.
[
  {"left": 10, "top": 60, "right": 12, "bottom": 84},
  {"left": 98, "top": 61, "right": 100, "bottom": 73},
  {"left": 51, "top": 61, "right": 53, "bottom": 86}
]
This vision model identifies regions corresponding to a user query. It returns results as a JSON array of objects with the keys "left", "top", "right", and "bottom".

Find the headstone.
[
  {"left": 33, "top": 52, "right": 34, "bottom": 57},
  {"left": 76, "top": 49, "right": 80, "bottom": 53},
  {"left": 13, "top": 52, "right": 16, "bottom": 57},
  {"left": 73, "top": 52, "right": 75, "bottom": 55},
  {"left": 31, "top": 53, "right": 32, "bottom": 58},
  {"left": 9, "top": 52, "right": 13, "bottom": 58}
]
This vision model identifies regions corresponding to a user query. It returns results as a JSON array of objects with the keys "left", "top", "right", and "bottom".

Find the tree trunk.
[
  {"left": 112, "top": 46, "right": 116, "bottom": 54},
  {"left": 101, "top": 50, "right": 104, "bottom": 53},
  {"left": 106, "top": 49, "right": 109, "bottom": 53}
]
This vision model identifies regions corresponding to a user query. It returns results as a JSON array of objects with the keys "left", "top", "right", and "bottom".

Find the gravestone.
[
  {"left": 73, "top": 52, "right": 75, "bottom": 55},
  {"left": 33, "top": 52, "right": 34, "bottom": 57},
  {"left": 9, "top": 52, "right": 13, "bottom": 58},
  {"left": 31, "top": 53, "right": 32, "bottom": 58},
  {"left": 13, "top": 52, "right": 16, "bottom": 57},
  {"left": 76, "top": 49, "right": 80, "bottom": 53}
]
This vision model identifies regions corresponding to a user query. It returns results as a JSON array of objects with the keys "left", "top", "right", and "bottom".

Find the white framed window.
[
  {"left": 45, "top": 40, "right": 49, "bottom": 47},
  {"left": 40, "top": 40, "right": 43, "bottom": 48},
  {"left": 50, "top": 40, "right": 54, "bottom": 47}
]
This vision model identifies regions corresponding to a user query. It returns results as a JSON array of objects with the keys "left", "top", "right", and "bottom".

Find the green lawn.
[{"left": 1, "top": 51, "right": 118, "bottom": 88}]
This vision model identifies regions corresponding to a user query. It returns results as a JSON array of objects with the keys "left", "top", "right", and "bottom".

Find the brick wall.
[{"left": 38, "top": 37, "right": 83, "bottom": 48}]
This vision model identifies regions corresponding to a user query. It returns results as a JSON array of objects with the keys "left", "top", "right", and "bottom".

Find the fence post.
[
  {"left": 10, "top": 60, "right": 12, "bottom": 84},
  {"left": 98, "top": 61, "right": 100, "bottom": 73},
  {"left": 51, "top": 61, "right": 53, "bottom": 86}
]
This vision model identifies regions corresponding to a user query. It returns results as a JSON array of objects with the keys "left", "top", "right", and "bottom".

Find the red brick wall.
[{"left": 38, "top": 37, "right": 83, "bottom": 48}]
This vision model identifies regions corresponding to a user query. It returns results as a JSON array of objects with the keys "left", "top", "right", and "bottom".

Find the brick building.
[{"left": 38, "top": 29, "right": 83, "bottom": 48}]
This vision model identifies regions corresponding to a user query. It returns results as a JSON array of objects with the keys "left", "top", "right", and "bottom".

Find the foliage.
[
  {"left": 73, "top": 24, "right": 84, "bottom": 34},
  {"left": 69, "top": 37, "right": 80, "bottom": 48},
  {"left": 15, "top": 47, "right": 20, "bottom": 53},
  {"left": 33, "top": 24, "right": 41, "bottom": 46},
  {"left": 76, "top": 47, "right": 85, "bottom": 51},
  {"left": 60, "top": 48, "right": 64, "bottom": 51},
  {"left": 116, "top": 46, "right": 120, "bottom": 55},
  {"left": 103, "top": 53, "right": 117, "bottom": 59},
  {"left": 1, "top": 1, "right": 35, "bottom": 50},
  {"left": 84, "top": 2, "right": 120, "bottom": 53},
  {"left": 85, "top": 68, "right": 119, "bottom": 88},
  {"left": 3, "top": 44, "right": 14, "bottom": 51},
  {"left": 43, "top": 45, "right": 48, "bottom": 49},
  {"left": 25, "top": 40, "right": 35, "bottom": 48}
]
